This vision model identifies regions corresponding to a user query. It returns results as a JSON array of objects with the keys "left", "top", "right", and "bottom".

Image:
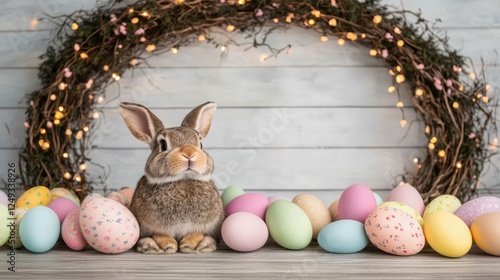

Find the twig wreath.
[{"left": 20, "top": 0, "right": 497, "bottom": 202}]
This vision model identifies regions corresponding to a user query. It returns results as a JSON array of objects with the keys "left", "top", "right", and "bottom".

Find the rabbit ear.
[
  {"left": 119, "top": 102, "right": 165, "bottom": 145},
  {"left": 181, "top": 102, "right": 217, "bottom": 139}
]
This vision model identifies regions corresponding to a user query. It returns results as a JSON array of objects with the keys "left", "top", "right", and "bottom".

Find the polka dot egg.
[{"left": 80, "top": 198, "right": 139, "bottom": 254}]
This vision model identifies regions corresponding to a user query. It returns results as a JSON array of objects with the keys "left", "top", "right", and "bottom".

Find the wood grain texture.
[{"left": 0, "top": 243, "right": 499, "bottom": 279}]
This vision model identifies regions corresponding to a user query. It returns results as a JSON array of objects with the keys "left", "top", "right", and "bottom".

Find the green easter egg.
[
  {"left": 266, "top": 200, "right": 312, "bottom": 250},
  {"left": 221, "top": 185, "right": 245, "bottom": 208},
  {"left": 0, "top": 204, "right": 10, "bottom": 246}
]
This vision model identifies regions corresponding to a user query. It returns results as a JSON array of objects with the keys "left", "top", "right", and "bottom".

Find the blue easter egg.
[
  {"left": 318, "top": 220, "right": 368, "bottom": 253},
  {"left": 19, "top": 206, "right": 60, "bottom": 253}
]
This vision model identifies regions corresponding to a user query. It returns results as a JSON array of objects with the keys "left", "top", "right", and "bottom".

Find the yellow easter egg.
[
  {"left": 378, "top": 201, "right": 424, "bottom": 226},
  {"left": 16, "top": 186, "right": 52, "bottom": 209},
  {"left": 423, "top": 211, "right": 472, "bottom": 258},
  {"left": 423, "top": 194, "right": 461, "bottom": 219}
]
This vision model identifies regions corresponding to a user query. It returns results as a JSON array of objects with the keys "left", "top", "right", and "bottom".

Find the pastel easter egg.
[
  {"left": 365, "top": 206, "right": 425, "bottom": 256},
  {"left": 292, "top": 194, "right": 332, "bottom": 239},
  {"left": 373, "top": 192, "right": 384, "bottom": 206},
  {"left": 268, "top": 195, "right": 288, "bottom": 204},
  {"left": 378, "top": 201, "right": 424, "bottom": 226},
  {"left": 81, "top": 193, "right": 104, "bottom": 206},
  {"left": 226, "top": 193, "right": 268, "bottom": 220},
  {"left": 424, "top": 194, "right": 461, "bottom": 219},
  {"left": 318, "top": 220, "right": 368, "bottom": 254},
  {"left": 0, "top": 204, "right": 9, "bottom": 246},
  {"left": 62, "top": 208, "right": 87, "bottom": 251},
  {"left": 47, "top": 197, "right": 78, "bottom": 224},
  {"left": 80, "top": 198, "right": 139, "bottom": 254},
  {"left": 50, "top": 187, "right": 79, "bottom": 202},
  {"left": 13, "top": 207, "right": 28, "bottom": 248},
  {"left": 266, "top": 200, "right": 312, "bottom": 250},
  {"left": 337, "top": 184, "right": 377, "bottom": 223},
  {"left": 107, "top": 192, "right": 129, "bottom": 207},
  {"left": 62, "top": 194, "right": 81, "bottom": 207},
  {"left": 471, "top": 212, "right": 500, "bottom": 256},
  {"left": 0, "top": 190, "right": 8, "bottom": 206},
  {"left": 424, "top": 211, "right": 472, "bottom": 258},
  {"left": 385, "top": 184, "right": 425, "bottom": 216},
  {"left": 453, "top": 196, "right": 500, "bottom": 227},
  {"left": 328, "top": 200, "right": 339, "bottom": 221},
  {"left": 222, "top": 212, "right": 268, "bottom": 252},
  {"left": 16, "top": 186, "right": 51, "bottom": 209},
  {"left": 221, "top": 185, "right": 245, "bottom": 208},
  {"left": 19, "top": 206, "right": 60, "bottom": 253},
  {"left": 119, "top": 187, "right": 135, "bottom": 205}
]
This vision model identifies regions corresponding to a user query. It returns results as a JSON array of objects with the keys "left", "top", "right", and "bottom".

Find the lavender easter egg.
[
  {"left": 385, "top": 184, "right": 425, "bottom": 216},
  {"left": 454, "top": 196, "right": 500, "bottom": 227},
  {"left": 80, "top": 198, "right": 139, "bottom": 254}
]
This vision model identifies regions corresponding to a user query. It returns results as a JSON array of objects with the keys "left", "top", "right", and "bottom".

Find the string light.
[
  {"left": 63, "top": 152, "right": 69, "bottom": 158},
  {"left": 413, "top": 158, "right": 419, "bottom": 164},
  {"left": 273, "top": 18, "right": 279, "bottom": 23},
  {"left": 396, "top": 101, "right": 404, "bottom": 108},
  {"left": 74, "top": 174, "right": 82, "bottom": 182},
  {"left": 482, "top": 96, "right": 489, "bottom": 103},
  {"left": 146, "top": 44, "right": 156, "bottom": 52},
  {"left": 337, "top": 38, "right": 345, "bottom": 45},
  {"left": 92, "top": 112, "right": 100, "bottom": 119},
  {"left": 59, "top": 106, "right": 64, "bottom": 111},
  {"left": 112, "top": 73, "right": 121, "bottom": 81},
  {"left": 58, "top": 83, "right": 66, "bottom": 90},
  {"left": 456, "top": 162, "right": 462, "bottom": 169},
  {"left": 42, "top": 141, "right": 50, "bottom": 150},
  {"left": 83, "top": 126, "right": 89, "bottom": 132},
  {"left": 24, "top": 122, "right": 30, "bottom": 128},
  {"left": 97, "top": 96, "right": 104, "bottom": 104},
  {"left": 46, "top": 121, "right": 53, "bottom": 128},
  {"left": 286, "top": 17, "right": 292, "bottom": 23},
  {"left": 395, "top": 74, "right": 405, "bottom": 83},
  {"left": 38, "top": 139, "right": 44, "bottom": 147},
  {"left": 373, "top": 15, "right": 382, "bottom": 24},
  {"left": 369, "top": 49, "right": 377, "bottom": 56},
  {"left": 140, "top": 37, "right": 146, "bottom": 42},
  {"left": 469, "top": 72, "right": 476, "bottom": 79},
  {"left": 237, "top": 0, "right": 244, "bottom": 5},
  {"left": 50, "top": 94, "right": 57, "bottom": 100},
  {"left": 177, "top": 0, "right": 185, "bottom": 4},
  {"left": 428, "top": 143, "right": 435, "bottom": 150},
  {"left": 226, "top": 24, "right": 235, "bottom": 32},
  {"left": 40, "top": 128, "right": 46, "bottom": 134},
  {"left": 425, "top": 126, "right": 430, "bottom": 134},
  {"left": 220, "top": 45, "right": 227, "bottom": 52},
  {"left": 74, "top": 44, "right": 80, "bottom": 51},
  {"left": 346, "top": 32, "right": 357, "bottom": 41},
  {"left": 396, "top": 66, "right": 402, "bottom": 72},
  {"left": 54, "top": 119, "right": 61, "bottom": 125},
  {"left": 54, "top": 111, "right": 64, "bottom": 119},
  {"left": 361, "top": 33, "right": 366, "bottom": 38},
  {"left": 438, "top": 150, "right": 446, "bottom": 157},
  {"left": 394, "top": 27, "right": 402, "bottom": 34},
  {"left": 80, "top": 52, "right": 88, "bottom": 59},
  {"left": 415, "top": 88, "right": 424, "bottom": 96},
  {"left": 131, "top": 17, "right": 139, "bottom": 24},
  {"left": 75, "top": 130, "right": 83, "bottom": 140},
  {"left": 79, "top": 163, "right": 87, "bottom": 171},
  {"left": 103, "top": 65, "right": 109, "bottom": 71},
  {"left": 65, "top": 129, "right": 72, "bottom": 136},
  {"left": 198, "top": 34, "right": 206, "bottom": 41},
  {"left": 129, "top": 8, "right": 134, "bottom": 13},
  {"left": 485, "top": 84, "right": 492, "bottom": 92},
  {"left": 320, "top": 35, "right": 328, "bottom": 42},
  {"left": 387, "top": 86, "right": 396, "bottom": 93},
  {"left": 64, "top": 172, "right": 71, "bottom": 179},
  {"left": 171, "top": 47, "right": 178, "bottom": 54},
  {"left": 130, "top": 58, "right": 138, "bottom": 66},
  {"left": 397, "top": 40, "right": 404, "bottom": 47},
  {"left": 452, "top": 102, "right": 460, "bottom": 109},
  {"left": 389, "top": 69, "right": 395, "bottom": 76},
  {"left": 430, "top": 136, "right": 438, "bottom": 143},
  {"left": 141, "top": 11, "right": 150, "bottom": 17},
  {"left": 71, "top": 23, "right": 79, "bottom": 30},
  {"left": 400, "top": 119, "right": 407, "bottom": 127},
  {"left": 30, "top": 19, "right": 38, "bottom": 28},
  {"left": 307, "top": 19, "right": 315, "bottom": 25},
  {"left": 311, "top": 10, "right": 321, "bottom": 17},
  {"left": 329, "top": 19, "right": 337, "bottom": 26}
]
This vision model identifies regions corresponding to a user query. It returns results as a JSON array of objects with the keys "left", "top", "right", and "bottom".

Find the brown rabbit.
[{"left": 119, "top": 101, "right": 225, "bottom": 254}]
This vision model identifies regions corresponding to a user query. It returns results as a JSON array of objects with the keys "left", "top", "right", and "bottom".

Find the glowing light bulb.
[
  {"left": 329, "top": 19, "right": 337, "bottom": 26},
  {"left": 130, "top": 58, "right": 138, "bottom": 66},
  {"left": 74, "top": 44, "right": 80, "bottom": 51},
  {"left": 97, "top": 96, "right": 104, "bottom": 104},
  {"left": 456, "top": 162, "right": 462, "bottom": 169},
  {"left": 83, "top": 126, "right": 89, "bottom": 132},
  {"left": 24, "top": 122, "right": 30, "bottom": 128},
  {"left": 413, "top": 158, "right": 419, "bottom": 164},
  {"left": 428, "top": 143, "right": 435, "bottom": 150},
  {"left": 361, "top": 33, "right": 366, "bottom": 38},
  {"left": 388, "top": 86, "right": 396, "bottom": 93},
  {"left": 396, "top": 101, "right": 404, "bottom": 108},
  {"left": 103, "top": 65, "right": 109, "bottom": 71},
  {"left": 400, "top": 119, "right": 407, "bottom": 127},
  {"left": 198, "top": 34, "right": 206, "bottom": 41},
  {"left": 63, "top": 152, "right": 69, "bottom": 158},
  {"left": 146, "top": 44, "right": 156, "bottom": 52},
  {"left": 485, "top": 84, "right": 492, "bottom": 92},
  {"left": 452, "top": 102, "right": 460, "bottom": 109},
  {"left": 394, "top": 27, "right": 402, "bottom": 34},
  {"left": 64, "top": 172, "right": 71, "bottom": 179},
  {"left": 369, "top": 49, "right": 377, "bottom": 56},
  {"left": 65, "top": 129, "right": 72, "bottom": 136},
  {"left": 308, "top": 19, "right": 315, "bottom": 25},
  {"left": 438, "top": 150, "right": 446, "bottom": 157},
  {"left": 469, "top": 72, "right": 476, "bottom": 79},
  {"left": 237, "top": 0, "right": 244, "bottom": 4},
  {"left": 395, "top": 74, "right": 405, "bottom": 83},
  {"left": 140, "top": 37, "right": 146, "bottom": 42},
  {"left": 396, "top": 66, "right": 402, "bottom": 72},
  {"left": 346, "top": 32, "right": 357, "bottom": 41},
  {"left": 75, "top": 130, "right": 83, "bottom": 140},
  {"left": 286, "top": 17, "right": 292, "bottom": 23},
  {"left": 50, "top": 94, "right": 57, "bottom": 100},
  {"left": 74, "top": 174, "right": 82, "bottom": 182},
  {"left": 92, "top": 112, "right": 100, "bottom": 119},
  {"left": 415, "top": 88, "right": 424, "bottom": 96},
  {"left": 397, "top": 40, "right": 404, "bottom": 47},
  {"left": 54, "top": 119, "right": 61, "bottom": 125},
  {"left": 273, "top": 18, "right": 279, "bottom": 23},
  {"left": 79, "top": 163, "right": 87, "bottom": 170},
  {"left": 430, "top": 136, "right": 438, "bottom": 143},
  {"left": 337, "top": 38, "right": 345, "bottom": 45},
  {"left": 40, "top": 128, "right": 46, "bottom": 134},
  {"left": 71, "top": 23, "right": 79, "bottom": 30},
  {"left": 42, "top": 141, "right": 50, "bottom": 150},
  {"left": 129, "top": 8, "right": 134, "bottom": 13},
  {"left": 38, "top": 139, "right": 44, "bottom": 147},
  {"left": 311, "top": 10, "right": 321, "bottom": 18},
  {"left": 320, "top": 36, "right": 328, "bottom": 42},
  {"left": 226, "top": 25, "right": 235, "bottom": 32},
  {"left": 54, "top": 111, "right": 64, "bottom": 119},
  {"left": 142, "top": 11, "right": 149, "bottom": 17},
  {"left": 58, "top": 83, "right": 66, "bottom": 90},
  {"left": 373, "top": 15, "right": 382, "bottom": 24},
  {"left": 171, "top": 47, "right": 178, "bottom": 54},
  {"left": 131, "top": 17, "right": 139, "bottom": 24},
  {"left": 482, "top": 96, "right": 489, "bottom": 103},
  {"left": 59, "top": 106, "right": 64, "bottom": 112},
  {"left": 80, "top": 52, "right": 88, "bottom": 59},
  {"left": 30, "top": 18, "right": 38, "bottom": 28}
]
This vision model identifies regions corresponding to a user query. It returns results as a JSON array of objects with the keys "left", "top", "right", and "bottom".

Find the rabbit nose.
[{"left": 180, "top": 145, "right": 197, "bottom": 159}]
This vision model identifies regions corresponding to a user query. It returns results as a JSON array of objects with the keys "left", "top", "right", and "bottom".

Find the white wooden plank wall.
[{"left": 0, "top": 0, "right": 499, "bottom": 205}]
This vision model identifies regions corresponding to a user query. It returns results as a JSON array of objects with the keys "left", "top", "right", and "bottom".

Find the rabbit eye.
[{"left": 159, "top": 139, "right": 168, "bottom": 152}]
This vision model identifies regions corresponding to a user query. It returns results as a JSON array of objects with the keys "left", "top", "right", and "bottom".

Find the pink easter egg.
[
  {"left": 119, "top": 187, "right": 135, "bottom": 205},
  {"left": 337, "top": 184, "right": 377, "bottom": 223},
  {"left": 80, "top": 198, "right": 139, "bottom": 254},
  {"left": 385, "top": 184, "right": 425, "bottom": 216},
  {"left": 222, "top": 212, "right": 269, "bottom": 252},
  {"left": 226, "top": 193, "right": 269, "bottom": 220},
  {"left": 365, "top": 206, "right": 425, "bottom": 256},
  {"left": 61, "top": 208, "right": 87, "bottom": 251},
  {"left": 454, "top": 196, "right": 500, "bottom": 227},
  {"left": 47, "top": 197, "right": 78, "bottom": 224}
]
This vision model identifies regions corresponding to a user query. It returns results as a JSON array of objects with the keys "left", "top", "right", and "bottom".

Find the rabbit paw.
[
  {"left": 152, "top": 234, "right": 178, "bottom": 254},
  {"left": 179, "top": 233, "right": 217, "bottom": 253},
  {"left": 136, "top": 237, "right": 164, "bottom": 254}
]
